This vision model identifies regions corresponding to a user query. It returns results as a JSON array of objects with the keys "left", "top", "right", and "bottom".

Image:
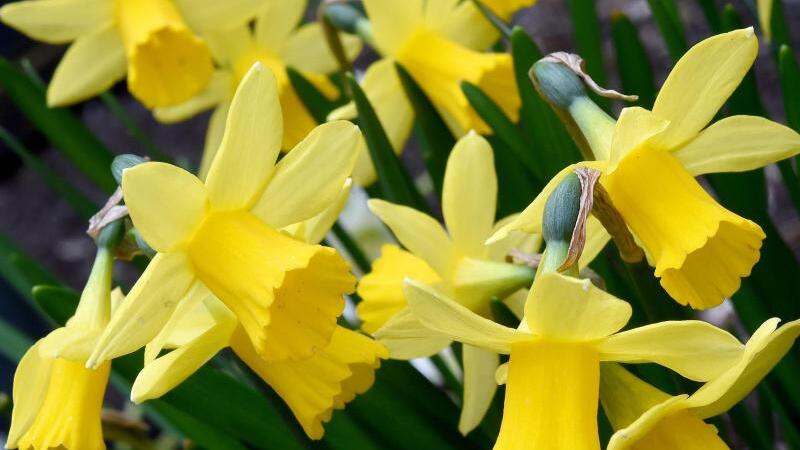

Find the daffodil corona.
[
  {"left": 492, "top": 28, "right": 800, "bottom": 309},
  {"left": 155, "top": 0, "right": 362, "bottom": 177},
  {"left": 0, "top": 0, "right": 266, "bottom": 107},
  {"left": 87, "top": 63, "right": 364, "bottom": 370}
]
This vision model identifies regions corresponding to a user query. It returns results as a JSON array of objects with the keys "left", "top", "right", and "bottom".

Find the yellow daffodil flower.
[
  {"left": 86, "top": 63, "right": 365, "bottom": 371},
  {"left": 601, "top": 318, "right": 800, "bottom": 449},
  {"left": 7, "top": 227, "right": 124, "bottom": 450},
  {"left": 378, "top": 272, "right": 753, "bottom": 450},
  {"left": 492, "top": 28, "right": 800, "bottom": 309},
  {"left": 757, "top": 0, "right": 773, "bottom": 41},
  {"left": 0, "top": 0, "right": 266, "bottom": 108},
  {"left": 482, "top": 0, "right": 537, "bottom": 19},
  {"left": 155, "top": 0, "right": 362, "bottom": 177},
  {"left": 358, "top": 132, "right": 541, "bottom": 433},
  {"left": 329, "top": 0, "right": 520, "bottom": 185},
  {"left": 125, "top": 185, "right": 388, "bottom": 439}
]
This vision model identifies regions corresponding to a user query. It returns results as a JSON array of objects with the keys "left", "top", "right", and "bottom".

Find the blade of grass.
[
  {"left": 611, "top": 12, "right": 657, "bottom": 108},
  {"left": 647, "top": 0, "right": 689, "bottom": 62},
  {"left": 567, "top": 0, "right": 608, "bottom": 109}
]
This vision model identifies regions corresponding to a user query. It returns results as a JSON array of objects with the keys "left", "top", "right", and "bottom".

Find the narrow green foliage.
[
  {"left": 332, "top": 222, "right": 372, "bottom": 274},
  {"left": 779, "top": 45, "right": 800, "bottom": 132},
  {"left": 697, "top": 0, "right": 722, "bottom": 32},
  {"left": 566, "top": 0, "right": 608, "bottom": 108},
  {"left": 767, "top": 0, "right": 791, "bottom": 50},
  {"left": 0, "top": 57, "right": 117, "bottom": 192},
  {"left": 99, "top": 91, "right": 170, "bottom": 162},
  {"left": 487, "top": 136, "right": 539, "bottom": 217},
  {"left": 647, "top": 0, "right": 689, "bottom": 62},
  {"left": 611, "top": 12, "right": 657, "bottom": 108},
  {"left": 0, "top": 316, "right": 33, "bottom": 361},
  {"left": 288, "top": 67, "right": 346, "bottom": 123},
  {"left": 395, "top": 63, "right": 454, "bottom": 195},
  {"left": 346, "top": 73, "right": 428, "bottom": 211},
  {"left": 490, "top": 298, "right": 521, "bottom": 328}
]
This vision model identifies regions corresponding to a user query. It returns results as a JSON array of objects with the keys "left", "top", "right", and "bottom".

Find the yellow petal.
[
  {"left": 525, "top": 272, "right": 632, "bottom": 341},
  {"left": 16, "top": 358, "right": 110, "bottom": 450},
  {"left": 651, "top": 28, "right": 758, "bottom": 149},
  {"left": 401, "top": 279, "right": 527, "bottom": 353},
  {"left": 253, "top": 0, "right": 306, "bottom": 49},
  {"left": 451, "top": 257, "right": 536, "bottom": 314},
  {"left": 482, "top": 0, "right": 537, "bottom": 19},
  {"left": 487, "top": 162, "right": 607, "bottom": 244},
  {"left": 604, "top": 145, "right": 765, "bottom": 309},
  {"left": 282, "top": 23, "right": 362, "bottom": 74},
  {"left": 174, "top": 0, "right": 266, "bottom": 32},
  {"left": 188, "top": 211, "right": 354, "bottom": 361},
  {"left": 686, "top": 318, "right": 800, "bottom": 418},
  {"left": 7, "top": 340, "right": 53, "bottom": 447},
  {"left": 606, "top": 107, "right": 669, "bottom": 173},
  {"left": 329, "top": 59, "right": 414, "bottom": 185},
  {"left": 132, "top": 297, "right": 237, "bottom": 403},
  {"left": 153, "top": 70, "right": 232, "bottom": 123},
  {"left": 0, "top": 0, "right": 112, "bottom": 43},
  {"left": 373, "top": 308, "right": 452, "bottom": 359},
  {"left": 362, "top": 0, "right": 423, "bottom": 55},
  {"left": 442, "top": 132, "right": 497, "bottom": 256},
  {"left": 143, "top": 281, "right": 211, "bottom": 364},
  {"left": 38, "top": 327, "right": 101, "bottom": 362},
  {"left": 486, "top": 213, "right": 543, "bottom": 262},
  {"left": 673, "top": 115, "right": 800, "bottom": 175},
  {"left": 357, "top": 244, "right": 441, "bottom": 334},
  {"left": 46, "top": 26, "right": 126, "bottom": 106},
  {"left": 600, "top": 363, "right": 673, "bottom": 432},
  {"left": 458, "top": 344, "right": 499, "bottom": 435},
  {"left": 495, "top": 341, "right": 601, "bottom": 450},
  {"left": 598, "top": 320, "right": 744, "bottom": 382},
  {"left": 232, "top": 326, "right": 387, "bottom": 440},
  {"left": 122, "top": 162, "right": 207, "bottom": 252},
  {"left": 198, "top": 101, "right": 230, "bottom": 180},
  {"left": 204, "top": 24, "right": 251, "bottom": 65},
  {"left": 285, "top": 179, "right": 352, "bottom": 245},
  {"left": 87, "top": 252, "right": 196, "bottom": 367},
  {"left": 251, "top": 121, "right": 361, "bottom": 228},
  {"left": 757, "top": 0, "right": 773, "bottom": 41},
  {"left": 204, "top": 63, "right": 282, "bottom": 211},
  {"left": 368, "top": 199, "right": 455, "bottom": 276},
  {"left": 435, "top": 1, "right": 499, "bottom": 50}
]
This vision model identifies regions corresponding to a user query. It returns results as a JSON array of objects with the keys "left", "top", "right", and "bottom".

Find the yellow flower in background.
[
  {"left": 492, "top": 28, "right": 800, "bottom": 309},
  {"left": 379, "top": 272, "right": 750, "bottom": 450},
  {"left": 0, "top": 0, "right": 266, "bottom": 107},
  {"left": 329, "top": 0, "right": 520, "bottom": 185},
  {"left": 125, "top": 185, "right": 388, "bottom": 440},
  {"left": 7, "top": 229, "right": 122, "bottom": 450},
  {"left": 86, "top": 63, "right": 364, "bottom": 370},
  {"left": 482, "top": 0, "right": 537, "bottom": 19},
  {"left": 601, "top": 318, "right": 800, "bottom": 450},
  {"left": 757, "top": 0, "right": 773, "bottom": 41},
  {"left": 155, "top": 0, "right": 362, "bottom": 178},
  {"left": 358, "top": 132, "right": 539, "bottom": 433}
]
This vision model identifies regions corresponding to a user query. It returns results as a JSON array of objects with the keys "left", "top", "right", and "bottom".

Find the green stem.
[
  {"left": 99, "top": 91, "right": 170, "bottom": 162},
  {"left": 332, "top": 222, "right": 372, "bottom": 274},
  {"left": 430, "top": 353, "right": 463, "bottom": 401}
]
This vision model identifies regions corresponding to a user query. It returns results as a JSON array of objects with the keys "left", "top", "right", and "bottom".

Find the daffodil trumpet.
[
  {"left": 87, "top": 63, "right": 364, "bottom": 371},
  {"left": 7, "top": 221, "right": 125, "bottom": 450},
  {"left": 492, "top": 28, "right": 800, "bottom": 309}
]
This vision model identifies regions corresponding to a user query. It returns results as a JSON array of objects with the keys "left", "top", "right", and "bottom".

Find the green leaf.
[
  {"left": 346, "top": 73, "right": 427, "bottom": 211},
  {"left": 395, "top": 63, "right": 454, "bottom": 196},
  {"left": 779, "top": 45, "right": 800, "bottom": 132},
  {"left": 566, "top": 0, "right": 608, "bottom": 108},
  {"left": 0, "top": 57, "right": 117, "bottom": 192},
  {"left": 98, "top": 92, "right": 170, "bottom": 163},
  {"left": 510, "top": 28, "right": 582, "bottom": 178},
  {"left": 766, "top": 0, "right": 791, "bottom": 50},
  {"left": 461, "top": 81, "right": 545, "bottom": 186},
  {"left": 487, "top": 136, "right": 539, "bottom": 217},
  {"left": 611, "top": 12, "right": 657, "bottom": 108},
  {"left": 148, "top": 401, "right": 249, "bottom": 450},
  {"left": 646, "top": 0, "right": 688, "bottom": 62},
  {"left": 287, "top": 66, "right": 345, "bottom": 124},
  {"left": 0, "top": 232, "right": 61, "bottom": 302},
  {"left": 0, "top": 316, "right": 33, "bottom": 362}
]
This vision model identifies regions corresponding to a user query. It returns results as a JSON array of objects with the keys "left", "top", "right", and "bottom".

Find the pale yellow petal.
[
  {"left": 198, "top": 101, "right": 230, "bottom": 180},
  {"left": 598, "top": 321, "right": 744, "bottom": 382},
  {"left": 254, "top": 0, "right": 306, "bottom": 50},
  {"left": 525, "top": 272, "right": 632, "bottom": 341},
  {"left": 400, "top": 279, "right": 527, "bottom": 353},
  {"left": 251, "top": 121, "right": 361, "bottom": 228},
  {"left": 153, "top": 70, "right": 232, "bottom": 123},
  {"left": 7, "top": 340, "right": 54, "bottom": 447},
  {"left": 599, "top": 363, "right": 673, "bottom": 431},
  {"left": 122, "top": 162, "right": 208, "bottom": 252},
  {"left": 287, "top": 179, "right": 352, "bottom": 245},
  {"left": 362, "top": 0, "right": 423, "bottom": 55},
  {"left": 282, "top": 23, "right": 362, "bottom": 74},
  {"left": 687, "top": 318, "right": 800, "bottom": 418},
  {"left": 205, "top": 63, "right": 282, "bottom": 211},
  {"left": 46, "top": 26, "right": 126, "bottom": 106},
  {"left": 204, "top": 24, "right": 252, "bottom": 65},
  {"left": 373, "top": 308, "right": 451, "bottom": 359},
  {"left": 144, "top": 282, "right": 211, "bottom": 364},
  {"left": 459, "top": 344, "right": 499, "bottom": 435},
  {"left": 174, "top": 0, "right": 266, "bottom": 32},
  {"left": 651, "top": 28, "right": 758, "bottom": 149},
  {"left": 87, "top": 253, "right": 196, "bottom": 367},
  {"left": 436, "top": 1, "right": 499, "bottom": 50},
  {"left": 132, "top": 297, "right": 237, "bottom": 402},
  {"left": 607, "top": 107, "right": 669, "bottom": 173},
  {"left": 368, "top": 199, "right": 455, "bottom": 276},
  {"left": 442, "top": 132, "right": 497, "bottom": 256},
  {"left": 38, "top": 327, "right": 101, "bottom": 362},
  {"left": 673, "top": 115, "right": 800, "bottom": 175},
  {"left": 0, "top": 0, "right": 112, "bottom": 43},
  {"left": 758, "top": 0, "right": 773, "bottom": 40}
]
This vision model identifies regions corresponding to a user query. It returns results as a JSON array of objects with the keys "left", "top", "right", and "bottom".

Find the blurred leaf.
[
  {"left": 346, "top": 73, "right": 427, "bottom": 211},
  {"left": 566, "top": 0, "right": 608, "bottom": 108},
  {"left": 149, "top": 402, "right": 249, "bottom": 450},
  {"left": 489, "top": 298, "right": 520, "bottom": 328},
  {"left": 288, "top": 66, "right": 346, "bottom": 124},
  {"left": 767, "top": 0, "right": 791, "bottom": 50},
  {"left": 697, "top": 0, "right": 722, "bottom": 32},
  {"left": 728, "top": 401, "right": 774, "bottom": 450},
  {"left": 487, "top": 136, "right": 538, "bottom": 217},
  {"left": 779, "top": 45, "right": 800, "bottom": 132},
  {"left": 0, "top": 57, "right": 117, "bottom": 192},
  {"left": 647, "top": 0, "right": 688, "bottom": 62},
  {"left": 461, "top": 81, "right": 544, "bottom": 185},
  {"left": 331, "top": 222, "right": 371, "bottom": 274},
  {"left": 510, "top": 27, "right": 582, "bottom": 178},
  {"left": 611, "top": 12, "right": 657, "bottom": 108},
  {"left": 0, "top": 126, "right": 97, "bottom": 219},
  {"left": 0, "top": 316, "right": 33, "bottom": 361},
  {"left": 395, "top": 63, "right": 454, "bottom": 196},
  {"left": 0, "top": 232, "right": 61, "bottom": 302},
  {"left": 98, "top": 91, "right": 170, "bottom": 162}
]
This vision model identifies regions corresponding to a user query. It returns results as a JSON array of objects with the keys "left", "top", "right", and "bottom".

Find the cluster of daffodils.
[{"left": 3, "top": 0, "right": 800, "bottom": 449}]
